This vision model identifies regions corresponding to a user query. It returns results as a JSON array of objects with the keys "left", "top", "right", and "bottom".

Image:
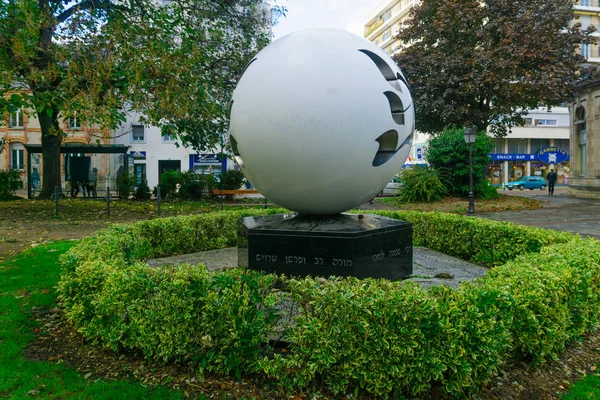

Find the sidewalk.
[{"left": 476, "top": 188, "right": 600, "bottom": 240}]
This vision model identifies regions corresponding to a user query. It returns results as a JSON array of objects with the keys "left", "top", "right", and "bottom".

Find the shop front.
[
  {"left": 189, "top": 154, "right": 227, "bottom": 178},
  {"left": 488, "top": 146, "right": 570, "bottom": 186}
]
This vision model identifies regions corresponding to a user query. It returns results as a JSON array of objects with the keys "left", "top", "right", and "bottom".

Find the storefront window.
[
  {"left": 490, "top": 138, "right": 504, "bottom": 153},
  {"left": 507, "top": 139, "right": 527, "bottom": 154},
  {"left": 486, "top": 161, "right": 502, "bottom": 185},
  {"left": 554, "top": 139, "right": 569, "bottom": 151},
  {"left": 531, "top": 163, "right": 547, "bottom": 178},
  {"left": 530, "top": 139, "right": 550, "bottom": 154},
  {"left": 510, "top": 162, "right": 526, "bottom": 181}
]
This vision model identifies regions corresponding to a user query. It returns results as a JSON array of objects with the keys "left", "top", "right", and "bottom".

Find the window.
[
  {"left": 523, "top": 118, "right": 533, "bottom": 126},
  {"left": 554, "top": 139, "right": 569, "bottom": 150},
  {"left": 580, "top": 15, "right": 592, "bottom": 30},
  {"left": 530, "top": 139, "right": 550, "bottom": 154},
  {"left": 162, "top": 133, "right": 176, "bottom": 143},
  {"left": 582, "top": 42, "right": 590, "bottom": 58},
  {"left": 383, "top": 29, "right": 391, "bottom": 41},
  {"left": 581, "top": 0, "right": 590, "bottom": 7},
  {"left": 507, "top": 139, "right": 527, "bottom": 154},
  {"left": 535, "top": 119, "right": 557, "bottom": 126},
  {"left": 9, "top": 109, "right": 23, "bottom": 128},
  {"left": 491, "top": 138, "right": 504, "bottom": 153},
  {"left": 132, "top": 125, "right": 145, "bottom": 142},
  {"left": 382, "top": 9, "right": 392, "bottom": 23},
  {"left": 10, "top": 144, "right": 24, "bottom": 170},
  {"left": 68, "top": 114, "right": 81, "bottom": 129}
]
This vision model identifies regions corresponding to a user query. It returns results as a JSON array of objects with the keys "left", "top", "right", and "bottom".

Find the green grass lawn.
[
  {"left": 0, "top": 241, "right": 187, "bottom": 399},
  {"left": 563, "top": 374, "right": 600, "bottom": 399}
]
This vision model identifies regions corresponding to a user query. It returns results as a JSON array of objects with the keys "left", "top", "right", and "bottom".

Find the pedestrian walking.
[{"left": 546, "top": 169, "right": 557, "bottom": 196}]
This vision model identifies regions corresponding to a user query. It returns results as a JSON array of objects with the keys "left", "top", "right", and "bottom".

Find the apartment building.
[
  {"left": 0, "top": 102, "right": 121, "bottom": 195},
  {"left": 364, "top": 0, "right": 574, "bottom": 187},
  {"left": 568, "top": 1, "right": 600, "bottom": 198},
  {"left": 1, "top": 1, "right": 273, "bottom": 195}
]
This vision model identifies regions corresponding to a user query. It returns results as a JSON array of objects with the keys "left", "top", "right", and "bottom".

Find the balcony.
[{"left": 575, "top": 0, "right": 600, "bottom": 9}]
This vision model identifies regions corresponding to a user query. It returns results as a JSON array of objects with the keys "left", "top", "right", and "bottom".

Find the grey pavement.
[
  {"left": 476, "top": 187, "right": 600, "bottom": 240},
  {"left": 147, "top": 246, "right": 487, "bottom": 289}
]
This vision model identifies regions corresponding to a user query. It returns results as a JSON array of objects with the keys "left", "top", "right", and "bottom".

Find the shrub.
[
  {"left": 58, "top": 208, "right": 599, "bottom": 398},
  {"left": 132, "top": 179, "right": 151, "bottom": 200},
  {"left": 399, "top": 166, "right": 447, "bottom": 202},
  {"left": 116, "top": 171, "right": 134, "bottom": 199},
  {"left": 218, "top": 169, "right": 245, "bottom": 190},
  {"left": 426, "top": 126, "right": 494, "bottom": 197},
  {"left": 0, "top": 169, "right": 22, "bottom": 200},
  {"left": 179, "top": 171, "right": 205, "bottom": 200},
  {"left": 202, "top": 173, "right": 218, "bottom": 197},
  {"left": 159, "top": 170, "right": 182, "bottom": 198}
]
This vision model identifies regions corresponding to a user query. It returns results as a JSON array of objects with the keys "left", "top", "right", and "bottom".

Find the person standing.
[
  {"left": 89, "top": 168, "right": 98, "bottom": 198},
  {"left": 70, "top": 179, "right": 80, "bottom": 197},
  {"left": 546, "top": 168, "right": 558, "bottom": 196}
]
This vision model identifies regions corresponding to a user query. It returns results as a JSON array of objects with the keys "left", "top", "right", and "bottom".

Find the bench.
[{"left": 211, "top": 189, "right": 272, "bottom": 209}]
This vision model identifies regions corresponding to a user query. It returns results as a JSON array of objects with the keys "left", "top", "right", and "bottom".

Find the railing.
[{"left": 365, "top": 19, "right": 383, "bottom": 37}]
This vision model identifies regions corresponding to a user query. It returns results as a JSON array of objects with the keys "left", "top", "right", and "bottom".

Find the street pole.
[{"left": 467, "top": 142, "right": 475, "bottom": 215}]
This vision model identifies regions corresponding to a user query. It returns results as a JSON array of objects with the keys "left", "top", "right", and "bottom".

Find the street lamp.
[{"left": 463, "top": 126, "right": 477, "bottom": 215}]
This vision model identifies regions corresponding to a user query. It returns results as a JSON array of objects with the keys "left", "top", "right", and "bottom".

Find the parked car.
[
  {"left": 506, "top": 176, "right": 547, "bottom": 191},
  {"left": 379, "top": 175, "right": 403, "bottom": 196}
]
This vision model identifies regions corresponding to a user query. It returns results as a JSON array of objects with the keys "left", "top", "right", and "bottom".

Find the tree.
[
  {"left": 425, "top": 126, "right": 495, "bottom": 198},
  {"left": 0, "top": 0, "right": 280, "bottom": 198},
  {"left": 394, "top": 0, "right": 595, "bottom": 136}
]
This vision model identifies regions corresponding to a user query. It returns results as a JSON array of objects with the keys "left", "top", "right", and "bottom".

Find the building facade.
[
  {"left": 364, "top": 0, "right": 576, "bottom": 186},
  {"left": 0, "top": 101, "right": 117, "bottom": 194},
  {"left": 112, "top": 112, "right": 230, "bottom": 189},
  {"left": 569, "top": 78, "right": 600, "bottom": 198}
]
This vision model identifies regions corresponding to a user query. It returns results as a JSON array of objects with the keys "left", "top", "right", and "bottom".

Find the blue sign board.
[
  {"left": 491, "top": 147, "right": 570, "bottom": 163},
  {"left": 490, "top": 153, "right": 536, "bottom": 161},
  {"left": 189, "top": 154, "right": 226, "bottom": 172},
  {"left": 538, "top": 146, "right": 569, "bottom": 164},
  {"left": 129, "top": 150, "right": 146, "bottom": 158},
  {"left": 416, "top": 147, "right": 423, "bottom": 160}
]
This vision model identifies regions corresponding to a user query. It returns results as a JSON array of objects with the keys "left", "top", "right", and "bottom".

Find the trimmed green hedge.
[{"left": 58, "top": 209, "right": 600, "bottom": 398}]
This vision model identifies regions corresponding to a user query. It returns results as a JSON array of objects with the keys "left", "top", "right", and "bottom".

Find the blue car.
[{"left": 507, "top": 176, "right": 547, "bottom": 191}]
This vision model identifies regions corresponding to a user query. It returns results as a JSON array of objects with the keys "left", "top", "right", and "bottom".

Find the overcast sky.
[{"left": 272, "top": 0, "right": 384, "bottom": 40}]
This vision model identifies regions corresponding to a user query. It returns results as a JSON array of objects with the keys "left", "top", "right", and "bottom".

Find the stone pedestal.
[{"left": 239, "top": 213, "right": 412, "bottom": 280}]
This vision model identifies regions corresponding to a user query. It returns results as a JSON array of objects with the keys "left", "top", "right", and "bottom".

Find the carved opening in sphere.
[
  {"left": 396, "top": 72, "right": 409, "bottom": 89},
  {"left": 384, "top": 91, "right": 405, "bottom": 125},
  {"left": 359, "top": 49, "right": 403, "bottom": 92},
  {"left": 227, "top": 100, "right": 234, "bottom": 130},
  {"left": 241, "top": 58, "right": 257, "bottom": 76},
  {"left": 372, "top": 129, "right": 399, "bottom": 167},
  {"left": 229, "top": 135, "right": 244, "bottom": 168}
]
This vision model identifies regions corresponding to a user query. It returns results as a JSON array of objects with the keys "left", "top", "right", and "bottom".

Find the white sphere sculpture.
[{"left": 228, "top": 28, "right": 414, "bottom": 215}]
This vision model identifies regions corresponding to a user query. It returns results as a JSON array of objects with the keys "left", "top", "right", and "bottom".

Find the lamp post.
[{"left": 463, "top": 126, "right": 477, "bottom": 215}]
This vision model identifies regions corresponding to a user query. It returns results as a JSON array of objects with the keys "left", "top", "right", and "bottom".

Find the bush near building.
[
  {"left": 426, "top": 126, "right": 499, "bottom": 200},
  {"left": 0, "top": 169, "right": 22, "bottom": 200},
  {"left": 58, "top": 209, "right": 599, "bottom": 398}
]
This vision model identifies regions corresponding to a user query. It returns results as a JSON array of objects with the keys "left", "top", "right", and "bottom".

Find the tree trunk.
[{"left": 37, "top": 111, "right": 63, "bottom": 199}]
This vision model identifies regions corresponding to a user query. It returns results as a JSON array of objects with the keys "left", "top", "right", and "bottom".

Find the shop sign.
[
  {"left": 190, "top": 154, "right": 222, "bottom": 165},
  {"left": 416, "top": 147, "right": 423, "bottom": 160},
  {"left": 129, "top": 151, "right": 146, "bottom": 159},
  {"left": 189, "top": 154, "right": 225, "bottom": 170},
  {"left": 490, "top": 153, "right": 537, "bottom": 161},
  {"left": 537, "top": 147, "right": 569, "bottom": 164}
]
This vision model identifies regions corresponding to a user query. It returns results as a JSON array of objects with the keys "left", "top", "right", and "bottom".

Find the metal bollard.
[
  {"left": 157, "top": 185, "right": 161, "bottom": 217},
  {"left": 106, "top": 186, "right": 111, "bottom": 216},
  {"left": 54, "top": 186, "right": 59, "bottom": 216}
]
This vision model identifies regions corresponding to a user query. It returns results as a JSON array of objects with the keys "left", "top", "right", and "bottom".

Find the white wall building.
[
  {"left": 364, "top": 0, "right": 572, "bottom": 185},
  {"left": 113, "top": 113, "right": 231, "bottom": 189}
]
